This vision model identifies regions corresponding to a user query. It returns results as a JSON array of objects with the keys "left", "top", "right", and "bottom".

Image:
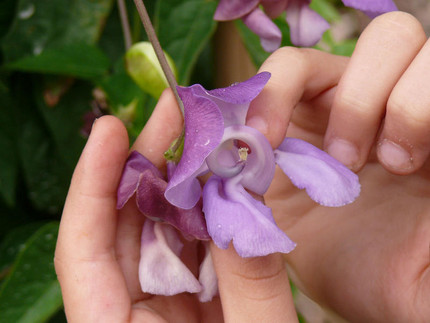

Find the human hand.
[
  {"left": 54, "top": 90, "right": 298, "bottom": 322},
  {"left": 247, "top": 11, "right": 430, "bottom": 322}
]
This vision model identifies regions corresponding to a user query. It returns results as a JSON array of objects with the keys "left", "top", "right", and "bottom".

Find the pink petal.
[
  {"left": 214, "top": 0, "right": 259, "bottom": 20},
  {"left": 242, "top": 7, "right": 282, "bottom": 52},
  {"left": 286, "top": 0, "right": 330, "bottom": 47}
]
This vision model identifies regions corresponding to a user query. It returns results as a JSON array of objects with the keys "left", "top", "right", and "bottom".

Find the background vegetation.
[{"left": 0, "top": 0, "right": 360, "bottom": 321}]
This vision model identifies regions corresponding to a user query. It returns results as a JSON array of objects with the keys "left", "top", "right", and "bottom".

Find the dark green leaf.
[
  {"left": 100, "top": 58, "right": 156, "bottom": 140},
  {"left": 13, "top": 76, "right": 89, "bottom": 213},
  {"left": 0, "top": 222, "right": 62, "bottom": 323},
  {"left": 2, "top": 0, "right": 114, "bottom": 63},
  {"left": 0, "top": 222, "right": 44, "bottom": 282},
  {"left": 6, "top": 43, "right": 110, "bottom": 79},
  {"left": 0, "top": 79, "right": 18, "bottom": 206},
  {"left": 0, "top": 0, "right": 17, "bottom": 41},
  {"left": 155, "top": 0, "right": 217, "bottom": 85}
]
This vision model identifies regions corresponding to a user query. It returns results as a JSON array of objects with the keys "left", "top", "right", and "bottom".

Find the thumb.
[{"left": 210, "top": 242, "right": 298, "bottom": 323}]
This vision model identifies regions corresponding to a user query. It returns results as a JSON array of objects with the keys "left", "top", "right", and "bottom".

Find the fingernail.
[
  {"left": 326, "top": 139, "right": 359, "bottom": 169},
  {"left": 378, "top": 139, "right": 413, "bottom": 171},
  {"left": 246, "top": 116, "right": 268, "bottom": 135}
]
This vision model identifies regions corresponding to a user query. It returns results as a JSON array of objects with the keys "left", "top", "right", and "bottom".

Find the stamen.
[{"left": 238, "top": 147, "right": 249, "bottom": 161}]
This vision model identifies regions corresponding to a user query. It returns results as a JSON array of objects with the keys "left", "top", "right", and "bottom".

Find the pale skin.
[{"left": 55, "top": 12, "right": 430, "bottom": 322}]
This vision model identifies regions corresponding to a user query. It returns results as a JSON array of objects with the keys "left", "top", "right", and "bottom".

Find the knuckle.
[
  {"left": 336, "top": 90, "right": 375, "bottom": 117},
  {"left": 387, "top": 95, "right": 430, "bottom": 129},
  {"left": 265, "top": 46, "right": 310, "bottom": 71}
]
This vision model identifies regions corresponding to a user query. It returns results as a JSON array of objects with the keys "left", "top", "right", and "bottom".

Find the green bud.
[{"left": 125, "top": 42, "right": 177, "bottom": 99}]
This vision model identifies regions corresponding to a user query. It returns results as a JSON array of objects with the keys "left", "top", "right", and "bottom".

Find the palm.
[{"left": 266, "top": 102, "right": 430, "bottom": 322}]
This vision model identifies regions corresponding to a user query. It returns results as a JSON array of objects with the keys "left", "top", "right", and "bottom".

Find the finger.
[
  {"left": 376, "top": 37, "right": 430, "bottom": 174},
  {"left": 115, "top": 89, "right": 184, "bottom": 300},
  {"left": 246, "top": 47, "right": 348, "bottom": 148},
  {"left": 55, "top": 116, "right": 132, "bottom": 322},
  {"left": 132, "top": 88, "right": 184, "bottom": 168},
  {"left": 324, "top": 12, "right": 427, "bottom": 171},
  {"left": 211, "top": 244, "right": 298, "bottom": 323}
]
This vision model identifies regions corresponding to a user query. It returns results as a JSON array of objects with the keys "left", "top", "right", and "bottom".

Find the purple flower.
[
  {"left": 117, "top": 152, "right": 215, "bottom": 298},
  {"left": 214, "top": 0, "right": 397, "bottom": 50},
  {"left": 165, "top": 72, "right": 360, "bottom": 258}
]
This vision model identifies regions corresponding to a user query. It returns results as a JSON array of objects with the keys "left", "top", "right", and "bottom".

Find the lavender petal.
[
  {"left": 243, "top": 8, "right": 282, "bottom": 52},
  {"left": 203, "top": 176, "right": 296, "bottom": 257},
  {"left": 139, "top": 221, "right": 202, "bottom": 295},
  {"left": 341, "top": 0, "right": 397, "bottom": 18},
  {"left": 214, "top": 0, "right": 259, "bottom": 20},
  {"left": 286, "top": 0, "right": 330, "bottom": 47},
  {"left": 166, "top": 87, "right": 224, "bottom": 209},
  {"left": 198, "top": 242, "right": 218, "bottom": 302},
  {"left": 274, "top": 137, "right": 360, "bottom": 207}
]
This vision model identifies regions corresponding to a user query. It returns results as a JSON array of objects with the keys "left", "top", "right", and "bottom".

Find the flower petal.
[
  {"left": 286, "top": 0, "right": 330, "bottom": 47},
  {"left": 274, "top": 138, "right": 360, "bottom": 207},
  {"left": 214, "top": 0, "right": 259, "bottom": 20},
  {"left": 203, "top": 176, "right": 296, "bottom": 257},
  {"left": 186, "top": 73, "right": 271, "bottom": 127},
  {"left": 139, "top": 221, "right": 202, "bottom": 295},
  {"left": 341, "top": 0, "right": 397, "bottom": 18},
  {"left": 137, "top": 169, "right": 210, "bottom": 240},
  {"left": 198, "top": 242, "right": 218, "bottom": 302},
  {"left": 261, "top": 0, "right": 288, "bottom": 19},
  {"left": 242, "top": 8, "right": 282, "bottom": 52},
  {"left": 207, "top": 125, "right": 275, "bottom": 194},
  {"left": 117, "top": 151, "right": 162, "bottom": 209},
  {"left": 166, "top": 87, "right": 224, "bottom": 209}
]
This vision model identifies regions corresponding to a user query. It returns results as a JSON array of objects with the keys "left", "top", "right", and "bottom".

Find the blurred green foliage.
[{"left": 0, "top": 0, "right": 355, "bottom": 321}]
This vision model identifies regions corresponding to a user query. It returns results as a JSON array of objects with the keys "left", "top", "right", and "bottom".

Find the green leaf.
[
  {"left": 6, "top": 43, "right": 110, "bottom": 79},
  {"left": 0, "top": 0, "right": 17, "bottom": 41},
  {"left": 0, "top": 223, "right": 44, "bottom": 282},
  {"left": 0, "top": 222, "right": 62, "bottom": 323},
  {"left": 2, "top": 0, "right": 114, "bottom": 63},
  {"left": 100, "top": 58, "right": 156, "bottom": 140},
  {"left": 310, "top": 0, "right": 341, "bottom": 22},
  {"left": 13, "top": 76, "right": 89, "bottom": 213},
  {"left": 0, "top": 80, "right": 18, "bottom": 206},
  {"left": 155, "top": 0, "right": 217, "bottom": 85}
]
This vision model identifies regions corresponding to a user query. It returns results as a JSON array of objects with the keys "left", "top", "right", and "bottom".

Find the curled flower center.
[{"left": 206, "top": 141, "right": 248, "bottom": 179}]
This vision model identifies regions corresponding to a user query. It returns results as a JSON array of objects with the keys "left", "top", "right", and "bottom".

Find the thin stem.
[
  {"left": 117, "top": 0, "right": 132, "bottom": 49},
  {"left": 133, "top": 0, "right": 184, "bottom": 115}
]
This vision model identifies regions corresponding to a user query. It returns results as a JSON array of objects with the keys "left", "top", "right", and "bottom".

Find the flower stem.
[
  {"left": 117, "top": 0, "right": 132, "bottom": 49},
  {"left": 133, "top": 0, "right": 185, "bottom": 115}
]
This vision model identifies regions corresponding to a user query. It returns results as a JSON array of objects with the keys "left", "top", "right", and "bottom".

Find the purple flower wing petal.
[
  {"left": 188, "top": 73, "right": 270, "bottom": 127},
  {"left": 286, "top": 1, "right": 330, "bottom": 47},
  {"left": 117, "top": 151, "right": 162, "bottom": 209},
  {"left": 198, "top": 242, "right": 218, "bottom": 302},
  {"left": 214, "top": 0, "right": 259, "bottom": 20},
  {"left": 274, "top": 138, "right": 360, "bottom": 207},
  {"left": 203, "top": 176, "right": 296, "bottom": 257},
  {"left": 242, "top": 8, "right": 282, "bottom": 52},
  {"left": 137, "top": 170, "right": 210, "bottom": 240},
  {"left": 166, "top": 87, "right": 224, "bottom": 209},
  {"left": 341, "top": 0, "right": 397, "bottom": 18},
  {"left": 139, "top": 221, "right": 202, "bottom": 295}
]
